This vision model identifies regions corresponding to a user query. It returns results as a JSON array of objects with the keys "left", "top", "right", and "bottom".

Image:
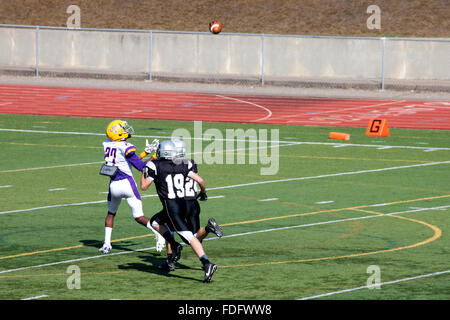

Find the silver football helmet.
[
  {"left": 171, "top": 138, "right": 186, "bottom": 159},
  {"left": 157, "top": 140, "right": 176, "bottom": 160}
]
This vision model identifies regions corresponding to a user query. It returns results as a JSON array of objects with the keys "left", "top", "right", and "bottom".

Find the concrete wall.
[
  {"left": 0, "top": 27, "right": 36, "bottom": 68},
  {"left": 152, "top": 33, "right": 262, "bottom": 76},
  {"left": 385, "top": 40, "right": 450, "bottom": 80},
  {"left": 0, "top": 26, "right": 449, "bottom": 81},
  {"left": 39, "top": 29, "right": 150, "bottom": 72},
  {"left": 263, "top": 37, "right": 382, "bottom": 78}
]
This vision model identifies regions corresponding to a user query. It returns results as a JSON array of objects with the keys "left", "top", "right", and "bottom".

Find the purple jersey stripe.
[
  {"left": 111, "top": 169, "right": 130, "bottom": 181},
  {"left": 124, "top": 145, "right": 136, "bottom": 156},
  {"left": 126, "top": 175, "right": 142, "bottom": 200}
]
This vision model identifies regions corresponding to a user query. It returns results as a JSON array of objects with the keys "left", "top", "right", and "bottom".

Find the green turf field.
[{"left": 0, "top": 113, "right": 449, "bottom": 300}]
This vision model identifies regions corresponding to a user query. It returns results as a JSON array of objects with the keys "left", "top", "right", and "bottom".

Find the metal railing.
[{"left": 1, "top": 24, "right": 449, "bottom": 89}]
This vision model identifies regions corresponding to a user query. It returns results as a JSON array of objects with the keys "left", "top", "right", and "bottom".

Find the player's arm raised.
[{"left": 139, "top": 139, "right": 159, "bottom": 160}]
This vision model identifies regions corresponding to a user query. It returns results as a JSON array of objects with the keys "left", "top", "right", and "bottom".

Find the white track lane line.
[
  {"left": 215, "top": 94, "right": 273, "bottom": 122},
  {"left": 276, "top": 99, "right": 406, "bottom": 118}
]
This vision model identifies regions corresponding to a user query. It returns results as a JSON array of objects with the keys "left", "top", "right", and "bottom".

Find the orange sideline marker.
[
  {"left": 366, "top": 118, "right": 390, "bottom": 137},
  {"left": 329, "top": 132, "right": 350, "bottom": 140}
]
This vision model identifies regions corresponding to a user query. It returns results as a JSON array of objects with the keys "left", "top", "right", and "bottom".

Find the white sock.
[
  {"left": 146, "top": 221, "right": 158, "bottom": 235},
  {"left": 104, "top": 227, "right": 113, "bottom": 246}
]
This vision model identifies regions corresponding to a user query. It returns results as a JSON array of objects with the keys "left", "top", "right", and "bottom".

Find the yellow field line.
[
  {"left": 351, "top": 208, "right": 442, "bottom": 250},
  {"left": 1, "top": 194, "right": 448, "bottom": 261},
  {"left": 0, "top": 234, "right": 154, "bottom": 261},
  {"left": 221, "top": 193, "right": 450, "bottom": 227},
  {"left": 220, "top": 204, "right": 444, "bottom": 269},
  {"left": 220, "top": 215, "right": 442, "bottom": 269}
]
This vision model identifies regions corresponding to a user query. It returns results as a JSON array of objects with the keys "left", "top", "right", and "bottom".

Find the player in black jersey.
[
  {"left": 171, "top": 138, "right": 223, "bottom": 242},
  {"left": 140, "top": 140, "right": 217, "bottom": 283},
  {"left": 143, "top": 139, "right": 222, "bottom": 272}
]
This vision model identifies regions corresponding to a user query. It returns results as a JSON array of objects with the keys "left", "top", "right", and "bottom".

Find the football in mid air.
[{"left": 209, "top": 20, "right": 222, "bottom": 34}]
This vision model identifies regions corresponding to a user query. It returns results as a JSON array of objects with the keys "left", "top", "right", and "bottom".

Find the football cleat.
[
  {"left": 205, "top": 218, "right": 223, "bottom": 238},
  {"left": 158, "top": 259, "right": 175, "bottom": 272},
  {"left": 203, "top": 263, "right": 217, "bottom": 283},
  {"left": 155, "top": 233, "right": 166, "bottom": 253},
  {"left": 172, "top": 243, "right": 183, "bottom": 262},
  {"left": 98, "top": 243, "right": 112, "bottom": 254}
]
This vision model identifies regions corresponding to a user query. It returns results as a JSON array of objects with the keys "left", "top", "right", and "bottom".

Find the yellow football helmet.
[{"left": 106, "top": 120, "right": 134, "bottom": 141}]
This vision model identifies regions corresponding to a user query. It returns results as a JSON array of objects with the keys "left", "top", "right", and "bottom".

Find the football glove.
[
  {"left": 145, "top": 139, "right": 159, "bottom": 154},
  {"left": 197, "top": 192, "right": 208, "bottom": 201}
]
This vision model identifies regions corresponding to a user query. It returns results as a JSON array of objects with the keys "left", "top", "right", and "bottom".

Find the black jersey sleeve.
[
  {"left": 186, "top": 159, "right": 198, "bottom": 174},
  {"left": 145, "top": 161, "right": 158, "bottom": 180}
]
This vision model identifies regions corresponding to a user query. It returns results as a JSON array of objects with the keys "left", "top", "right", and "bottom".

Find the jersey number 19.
[{"left": 165, "top": 174, "right": 196, "bottom": 199}]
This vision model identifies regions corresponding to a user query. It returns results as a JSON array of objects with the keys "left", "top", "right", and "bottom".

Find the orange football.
[{"left": 209, "top": 20, "right": 222, "bottom": 34}]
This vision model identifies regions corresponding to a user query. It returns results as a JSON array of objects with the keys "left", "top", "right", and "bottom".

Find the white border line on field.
[
  {"left": 0, "top": 161, "right": 103, "bottom": 173},
  {"left": 299, "top": 269, "right": 450, "bottom": 300},
  {"left": 1, "top": 128, "right": 449, "bottom": 151},
  {"left": 1, "top": 205, "right": 448, "bottom": 275},
  {"left": 1, "top": 160, "right": 449, "bottom": 216},
  {"left": 259, "top": 198, "right": 279, "bottom": 202},
  {"left": 21, "top": 294, "right": 49, "bottom": 300}
]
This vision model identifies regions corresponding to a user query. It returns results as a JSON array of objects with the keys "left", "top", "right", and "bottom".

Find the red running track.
[{"left": 0, "top": 84, "right": 449, "bottom": 130}]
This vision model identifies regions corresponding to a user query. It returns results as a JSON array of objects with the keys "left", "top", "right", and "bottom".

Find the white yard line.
[
  {"left": 1, "top": 205, "right": 448, "bottom": 275},
  {"left": 1, "top": 128, "right": 449, "bottom": 151},
  {"left": 48, "top": 188, "right": 67, "bottom": 191},
  {"left": 286, "top": 141, "right": 450, "bottom": 152},
  {"left": 0, "top": 161, "right": 103, "bottom": 173},
  {"left": 210, "top": 161, "right": 450, "bottom": 191},
  {"left": 21, "top": 294, "right": 49, "bottom": 300},
  {"left": 208, "top": 195, "right": 225, "bottom": 199},
  {"left": 1, "top": 160, "right": 449, "bottom": 216},
  {"left": 299, "top": 269, "right": 450, "bottom": 300},
  {"left": 0, "top": 200, "right": 108, "bottom": 215}
]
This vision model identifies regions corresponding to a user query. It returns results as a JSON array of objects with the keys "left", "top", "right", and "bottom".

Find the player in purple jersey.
[{"left": 98, "top": 120, "right": 166, "bottom": 254}]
